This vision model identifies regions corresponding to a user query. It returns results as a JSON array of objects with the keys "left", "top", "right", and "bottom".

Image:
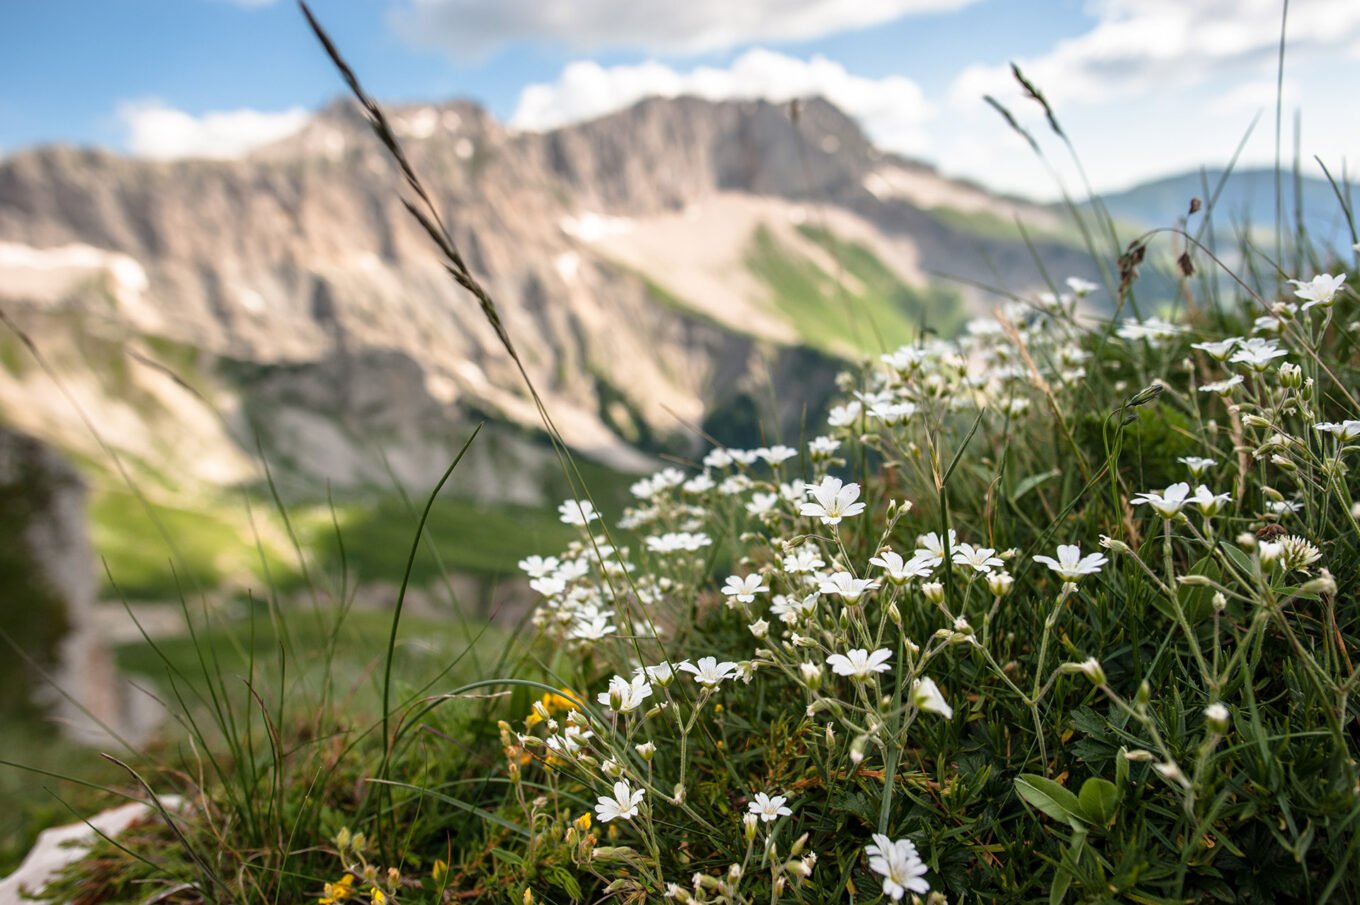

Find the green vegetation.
[
  {"left": 13, "top": 25, "right": 1360, "bottom": 905},
  {"left": 310, "top": 496, "right": 577, "bottom": 586},
  {"left": 90, "top": 486, "right": 295, "bottom": 599},
  {"left": 746, "top": 224, "right": 965, "bottom": 355}
]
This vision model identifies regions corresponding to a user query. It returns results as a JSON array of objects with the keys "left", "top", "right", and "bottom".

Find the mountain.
[
  {"left": 1093, "top": 166, "right": 1356, "bottom": 252},
  {"left": 0, "top": 95, "right": 1092, "bottom": 518}
]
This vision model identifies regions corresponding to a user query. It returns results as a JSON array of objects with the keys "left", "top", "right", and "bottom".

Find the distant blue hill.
[{"left": 1087, "top": 167, "right": 1358, "bottom": 255}]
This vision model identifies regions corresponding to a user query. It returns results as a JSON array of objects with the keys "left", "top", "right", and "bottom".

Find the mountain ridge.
[{"left": 0, "top": 94, "right": 1091, "bottom": 502}]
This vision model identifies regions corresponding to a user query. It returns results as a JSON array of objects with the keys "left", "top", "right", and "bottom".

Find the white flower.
[
  {"left": 746, "top": 492, "right": 780, "bottom": 517},
  {"left": 722, "top": 574, "right": 769, "bottom": 604},
  {"left": 679, "top": 656, "right": 739, "bottom": 686},
  {"left": 1199, "top": 375, "right": 1244, "bottom": 394},
  {"left": 782, "top": 545, "right": 825, "bottom": 574},
  {"left": 1315, "top": 420, "right": 1360, "bottom": 442},
  {"left": 865, "top": 834, "right": 930, "bottom": 900},
  {"left": 646, "top": 531, "right": 712, "bottom": 553},
  {"left": 1032, "top": 544, "right": 1108, "bottom": 583},
  {"left": 1131, "top": 482, "right": 1193, "bottom": 517},
  {"left": 1188, "top": 485, "right": 1231, "bottom": 516},
  {"left": 827, "top": 648, "right": 893, "bottom": 680},
  {"left": 703, "top": 448, "right": 734, "bottom": 469},
  {"left": 911, "top": 677, "right": 954, "bottom": 718},
  {"left": 1191, "top": 337, "right": 1240, "bottom": 361},
  {"left": 818, "top": 572, "right": 880, "bottom": 602},
  {"left": 747, "top": 792, "right": 793, "bottom": 823},
  {"left": 915, "top": 530, "right": 958, "bottom": 564},
  {"left": 729, "top": 449, "right": 760, "bottom": 467},
  {"left": 1230, "top": 337, "right": 1288, "bottom": 371},
  {"left": 530, "top": 576, "right": 567, "bottom": 597},
  {"left": 518, "top": 555, "right": 560, "bottom": 578},
  {"left": 827, "top": 401, "right": 863, "bottom": 428},
  {"left": 869, "top": 549, "right": 935, "bottom": 583},
  {"left": 808, "top": 435, "right": 841, "bottom": 458},
  {"left": 571, "top": 614, "right": 617, "bottom": 641},
  {"left": 757, "top": 445, "right": 798, "bottom": 466},
  {"left": 1117, "top": 317, "right": 1182, "bottom": 345},
  {"left": 723, "top": 473, "right": 756, "bottom": 495},
  {"left": 682, "top": 473, "right": 715, "bottom": 494},
  {"left": 1179, "top": 456, "right": 1216, "bottom": 476},
  {"left": 800, "top": 476, "right": 867, "bottom": 525},
  {"left": 545, "top": 723, "right": 593, "bottom": 755},
  {"left": 1279, "top": 535, "right": 1322, "bottom": 572},
  {"left": 636, "top": 661, "right": 685, "bottom": 687},
  {"left": 1289, "top": 272, "right": 1346, "bottom": 310},
  {"left": 597, "top": 674, "right": 653, "bottom": 713},
  {"left": 953, "top": 543, "right": 1004, "bottom": 574},
  {"left": 595, "top": 779, "right": 645, "bottom": 822},
  {"left": 771, "top": 593, "right": 819, "bottom": 623},
  {"left": 558, "top": 499, "right": 600, "bottom": 526},
  {"left": 1066, "top": 276, "right": 1099, "bottom": 296}
]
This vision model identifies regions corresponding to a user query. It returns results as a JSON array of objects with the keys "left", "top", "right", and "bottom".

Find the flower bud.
[
  {"left": 1203, "top": 702, "right": 1230, "bottom": 735},
  {"left": 1061, "top": 657, "right": 1105, "bottom": 685},
  {"left": 800, "top": 662, "right": 823, "bottom": 691},
  {"left": 1099, "top": 535, "right": 1130, "bottom": 554},
  {"left": 635, "top": 741, "right": 656, "bottom": 762},
  {"left": 1270, "top": 453, "right": 1298, "bottom": 472},
  {"left": 1299, "top": 570, "right": 1337, "bottom": 596},
  {"left": 850, "top": 735, "right": 869, "bottom": 765},
  {"left": 743, "top": 812, "right": 758, "bottom": 842},
  {"left": 921, "top": 581, "right": 945, "bottom": 603},
  {"left": 1278, "top": 362, "right": 1303, "bottom": 389}
]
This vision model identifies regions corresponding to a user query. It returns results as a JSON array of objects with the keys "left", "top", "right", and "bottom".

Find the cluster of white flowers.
[{"left": 504, "top": 271, "right": 1352, "bottom": 900}]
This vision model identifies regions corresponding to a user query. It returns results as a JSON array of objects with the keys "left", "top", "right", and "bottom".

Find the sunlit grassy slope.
[{"left": 745, "top": 224, "right": 965, "bottom": 355}]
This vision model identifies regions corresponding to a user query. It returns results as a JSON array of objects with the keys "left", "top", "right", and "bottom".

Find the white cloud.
[
  {"left": 933, "top": 0, "right": 1360, "bottom": 198},
  {"left": 392, "top": 0, "right": 977, "bottom": 57},
  {"left": 950, "top": 0, "right": 1360, "bottom": 109},
  {"left": 116, "top": 100, "right": 310, "bottom": 160},
  {"left": 511, "top": 48, "right": 933, "bottom": 155}
]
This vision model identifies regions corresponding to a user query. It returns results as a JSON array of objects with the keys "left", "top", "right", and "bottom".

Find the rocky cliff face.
[{"left": 0, "top": 95, "right": 1089, "bottom": 496}]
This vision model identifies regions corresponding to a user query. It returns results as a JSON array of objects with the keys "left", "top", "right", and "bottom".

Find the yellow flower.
[
  {"left": 371, "top": 890, "right": 386, "bottom": 905},
  {"left": 542, "top": 689, "right": 582, "bottom": 712},
  {"left": 432, "top": 859, "right": 448, "bottom": 883},
  {"left": 573, "top": 812, "right": 592, "bottom": 832},
  {"left": 319, "top": 874, "right": 355, "bottom": 904}
]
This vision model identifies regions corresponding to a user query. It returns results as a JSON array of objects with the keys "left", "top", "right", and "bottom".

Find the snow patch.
[
  {"left": 554, "top": 251, "right": 581, "bottom": 282},
  {"left": 0, "top": 241, "right": 157, "bottom": 326},
  {"left": 396, "top": 107, "right": 440, "bottom": 140},
  {"left": 560, "top": 212, "right": 635, "bottom": 243}
]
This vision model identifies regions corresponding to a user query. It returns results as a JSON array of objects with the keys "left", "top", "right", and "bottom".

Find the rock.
[
  {"left": 0, "top": 426, "right": 156, "bottom": 744},
  {"left": 0, "top": 796, "right": 182, "bottom": 904}
]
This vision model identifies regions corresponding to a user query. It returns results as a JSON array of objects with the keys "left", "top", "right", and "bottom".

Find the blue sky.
[{"left": 3, "top": 0, "right": 1358, "bottom": 198}]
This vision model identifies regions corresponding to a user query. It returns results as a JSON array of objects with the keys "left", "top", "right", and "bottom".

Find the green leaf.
[
  {"left": 1015, "top": 774, "right": 1087, "bottom": 825},
  {"left": 1012, "top": 468, "right": 1060, "bottom": 503},
  {"left": 1175, "top": 555, "right": 1221, "bottom": 623},
  {"left": 1049, "top": 827, "right": 1087, "bottom": 905},
  {"left": 1077, "top": 777, "right": 1120, "bottom": 827},
  {"left": 1221, "top": 543, "right": 1254, "bottom": 577}
]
